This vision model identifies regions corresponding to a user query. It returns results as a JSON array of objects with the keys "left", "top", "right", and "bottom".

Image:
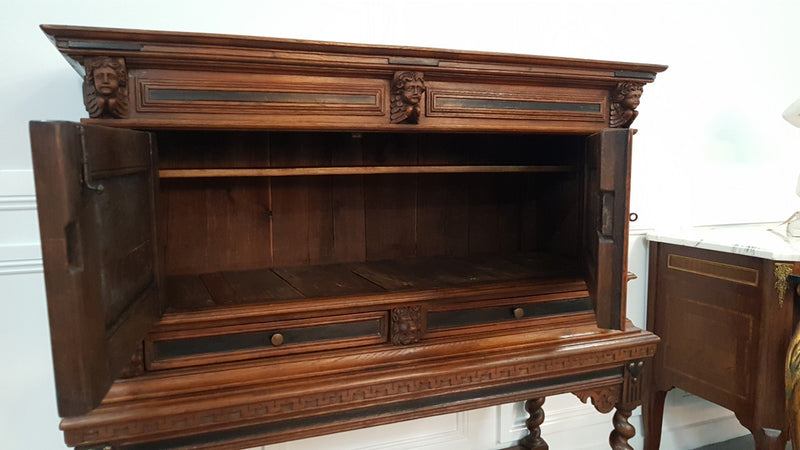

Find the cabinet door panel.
[
  {"left": 30, "top": 121, "right": 161, "bottom": 417},
  {"left": 583, "top": 129, "right": 631, "bottom": 330}
]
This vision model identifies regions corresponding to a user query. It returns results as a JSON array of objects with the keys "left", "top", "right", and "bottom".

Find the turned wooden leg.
[
  {"left": 610, "top": 404, "right": 635, "bottom": 450},
  {"left": 642, "top": 388, "right": 667, "bottom": 450},
  {"left": 519, "top": 397, "right": 548, "bottom": 450}
]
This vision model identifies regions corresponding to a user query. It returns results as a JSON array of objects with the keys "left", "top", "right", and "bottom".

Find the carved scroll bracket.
[
  {"left": 573, "top": 360, "right": 645, "bottom": 414},
  {"left": 610, "top": 82, "right": 643, "bottom": 128},
  {"left": 574, "top": 385, "right": 621, "bottom": 414},
  {"left": 83, "top": 56, "right": 129, "bottom": 118},
  {"left": 390, "top": 71, "right": 426, "bottom": 124}
]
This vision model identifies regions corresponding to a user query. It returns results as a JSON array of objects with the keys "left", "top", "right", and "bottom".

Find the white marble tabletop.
[{"left": 646, "top": 222, "right": 800, "bottom": 261}]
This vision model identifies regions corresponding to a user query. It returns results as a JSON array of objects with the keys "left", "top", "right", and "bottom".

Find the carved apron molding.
[
  {"left": 390, "top": 71, "right": 426, "bottom": 124},
  {"left": 83, "top": 56, "right": 129, "bottom": 118},
  {"left": 574, "top": 385, "right": 621, "bottom": 414}
]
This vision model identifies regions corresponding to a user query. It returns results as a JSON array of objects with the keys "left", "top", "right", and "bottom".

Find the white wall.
[{"left": 2, "top": 1, "right": 799, "bottom": 448}]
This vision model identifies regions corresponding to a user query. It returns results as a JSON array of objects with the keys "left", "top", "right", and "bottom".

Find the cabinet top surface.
[
  {"left": 647, "top": 222, "right": 800, "bottom": 261},
  {"left": 41, "top": 24, "right": 667, "bottom": 78}
]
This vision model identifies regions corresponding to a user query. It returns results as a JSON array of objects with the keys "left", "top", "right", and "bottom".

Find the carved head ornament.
[
  {"left": 83, "top": 56, "right": 129, "bottom": 118},
  {"left": 610, "top": 81, "right": 644, "bottom": 128},
  {"left": 391, "top": 306, "right": 423, "bottom": 345},
  {"left": 391, "top": 71, "right": 426, "bottom": 124}
]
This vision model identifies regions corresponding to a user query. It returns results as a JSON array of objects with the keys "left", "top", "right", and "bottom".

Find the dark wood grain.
[
  {"left": 30, "top": 25, "right": 664, "bottom": 450},
  {"left": 583, "top": 129, "right": 631, "bottom": 331},
  {"left": 30, "top": 121, "right": 161, "bottom": 417},
  {"left": 644, "top": 242, "right": 795, "bottom": 450}
]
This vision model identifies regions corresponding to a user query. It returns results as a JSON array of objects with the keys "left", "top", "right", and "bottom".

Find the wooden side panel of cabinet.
[
  {"left": 30, "top": 121, "right": 162, "bottom": 417},
  {"left": 646, "top": 242, "right": 795, "bottom": 430},
  {"left": 651, "top": 244, "right": 762, "bottom": 411}
]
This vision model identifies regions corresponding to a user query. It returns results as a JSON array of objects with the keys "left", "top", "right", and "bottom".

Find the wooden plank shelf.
[
  {"left": 163, "top": 252, "right": 583, "bottom": 313},
  {"left": 158, "top": 165, "right": 574, "bottom": 179}
]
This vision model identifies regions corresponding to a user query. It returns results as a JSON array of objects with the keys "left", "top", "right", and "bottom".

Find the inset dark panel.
[
  {"left": 149, "top": 90, "right": 376, "bottom": 105},
  {"left": 435, "top": 97, "right": 600, "bottom": 113},
  {"left": 152, "top": 314, "right": 385, "bottom": 361},
  {"left": 137, "top": 76, "right": 386, "bottom": 116},
  {"left": 427, "top": 86, "right": 607, "bottom": 123},
  {"left": 428, "top": 297, "right": 592, "bottom": 330}
]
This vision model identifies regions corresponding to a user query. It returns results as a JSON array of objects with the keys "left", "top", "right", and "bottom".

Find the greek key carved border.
[{"left": 68, "top": 343, "right": 656, "bottom": 445}]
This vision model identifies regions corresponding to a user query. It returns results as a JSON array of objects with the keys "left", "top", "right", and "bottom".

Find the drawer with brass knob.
[
  {"left": 425, "top": 292, "right": 594, "bottom": 339},
  {"left": 145, "top": 311, "right": 387, "bottom": 370}
]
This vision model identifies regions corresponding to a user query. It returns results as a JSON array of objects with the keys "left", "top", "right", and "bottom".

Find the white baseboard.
[
  {"left": 0, "top": 256, "right": 43, "bottom": 275},
  {"left": 0, "top": 194, "right": 36, "bottom": 211}
]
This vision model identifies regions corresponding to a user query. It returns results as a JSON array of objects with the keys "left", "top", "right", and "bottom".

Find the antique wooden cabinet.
[
  {"left": 31, "top": 25, "right": 665, "bottom": 449},
  {"left": 644, "top": 225, "right": 799, "bottom": 450}
]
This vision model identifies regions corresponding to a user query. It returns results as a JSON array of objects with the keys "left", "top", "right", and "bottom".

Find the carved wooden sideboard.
[{"left": 31, "top": 25, "right": 665, "bottom": 449}]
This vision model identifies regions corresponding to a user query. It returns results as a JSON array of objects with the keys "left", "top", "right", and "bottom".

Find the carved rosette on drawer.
[
  {"left": 609, "top": 81, "right": 644, "bottom": 128},
  {"left": 83, "top": 56, "right": 129, "bottom": 118},
  {"left": 390, "top": 71, "right": 426, "bottom": 124},
  {"left": 390, "top": 306, "right": 424, "bottom": 345}
]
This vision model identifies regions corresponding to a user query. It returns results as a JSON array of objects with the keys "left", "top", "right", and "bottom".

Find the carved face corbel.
[
  {"left": 83, "top": 56, "right": 129, "bottom": 118},
  {"left": 609, "top": 81, "right": 644, "bottom": 128},
  {"left": 390, "top": 71, "right": 426, "bottom": 124},
  {"left": 391, "top": 306, "right": 424, "bottom": 345}
]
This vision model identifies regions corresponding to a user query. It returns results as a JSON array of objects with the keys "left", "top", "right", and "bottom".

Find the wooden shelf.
[
  {"left": 158, "top": 165, "right": 574, "bottom": 179},
  {"left": 164, "top": 252, "right": 584, "bottom": 313}
]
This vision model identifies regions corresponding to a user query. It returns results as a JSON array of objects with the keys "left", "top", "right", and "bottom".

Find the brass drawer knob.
[
  {"left": 271, "top": 333, "right": 285, "bottom": 347},
  {"left": 512, "top": 307, "right": 525, "bottom": 319}
]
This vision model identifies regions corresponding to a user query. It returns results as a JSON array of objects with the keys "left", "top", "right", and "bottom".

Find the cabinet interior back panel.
[{"left": 158, "top": 132, "right": 584, "bottom": 276}]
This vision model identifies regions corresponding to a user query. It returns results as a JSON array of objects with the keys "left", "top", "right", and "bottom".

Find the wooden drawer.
[
  {"left": 147, "top": 290, "right": 590, "bottom": 371},
  {"left": 146, "top": 311, "right": 387, "bottom": 370},
  {"left": 424, "top": 292, "right": 593, "bottom": 340}
]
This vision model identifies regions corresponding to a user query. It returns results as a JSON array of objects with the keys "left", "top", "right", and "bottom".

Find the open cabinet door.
[
  {"left": 30, "top": 122, "right": 161, "bottom": 417},
  {"left": 583, "top": 129, "right": 632, "bottom": 330}
]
